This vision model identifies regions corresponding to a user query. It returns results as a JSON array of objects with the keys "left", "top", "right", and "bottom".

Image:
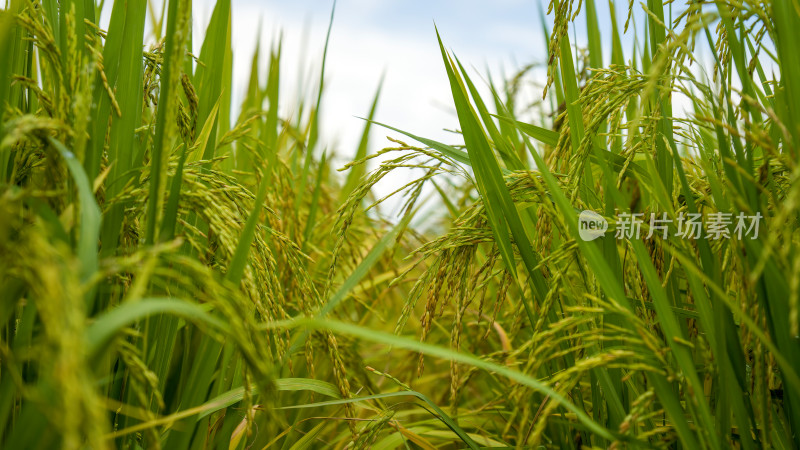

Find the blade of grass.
[
  {"left": 517, "top": 128, "right": 701, "bottom": 448},
  {"left": 362, "top": 119, "right": 471, "bottom": 167},
  {"left": 48, "top": 138, "right": 101, "bottom": 296},
  {"left": 436, "top": 30, "right": 548, "bottom": 336},
  {"left": 144, "top": 0, "right": 189, "bottom": 245},
  {"left": 98, "top": 0, "right": 147, "bottom": 259},
  {"left": 195, "top": 0, "right": 230, "bottom": 161},
  {"left": 86, "top": 297, "right": 229, "bottom": 359},
  {"left": 279, "top": 391, "right": 479, "bottom": 450},
  {"left": 0, "top": 10, "right": 16, "bottom": 181},
  {"left": 341, "top": 75, "right": 383, "bottom": 200},
  {"left": 301, "top": 149, "right": 326, "bottom": 251},
  {"left": 264, "top": 317, "right": 626, "bottom": 444}
]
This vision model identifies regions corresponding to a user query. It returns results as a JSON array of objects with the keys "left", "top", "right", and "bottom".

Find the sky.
[
  {"left": 101, "top": 0, "right": 749, "bottom": 161},
  {"left": 178, "top": 0, "right": 716, "bottom": 218},
  {"left": 100, "top": 0, "right": 728, "bottom": 217},
  {"left": 181, "top": 0, "right": 562, "bottom": 218},
  {"left": 201, "top": 1, "right": 551, "bottom": 163}
]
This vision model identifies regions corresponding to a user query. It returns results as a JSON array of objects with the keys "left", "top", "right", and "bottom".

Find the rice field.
[{"left": 1, "top": 0, "right": 799, "bottom": 448}]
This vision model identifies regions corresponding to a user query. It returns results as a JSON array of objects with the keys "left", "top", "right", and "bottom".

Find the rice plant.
[{"left": 0, "top": 0, "right": 798, "bottom": 448}]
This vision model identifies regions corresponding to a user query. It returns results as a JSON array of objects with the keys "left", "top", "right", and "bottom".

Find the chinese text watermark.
[{"left": 578, "top": 211, "right": 762, "bottom": 241}]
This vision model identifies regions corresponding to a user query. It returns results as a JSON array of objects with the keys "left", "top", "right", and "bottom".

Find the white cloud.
[{"left": 214, "top": 0, "right": 555, "bottom": 163}]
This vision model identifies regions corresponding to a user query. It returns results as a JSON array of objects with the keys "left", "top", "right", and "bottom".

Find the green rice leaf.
[
  {"left": 49, "top": 138, "right": 101, "bottom": 287},
  {"left": 85, "top": 298, "right": 229, "bottom": 358}
]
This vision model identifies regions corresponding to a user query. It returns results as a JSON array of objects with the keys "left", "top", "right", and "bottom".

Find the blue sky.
[
  {"left": 211, "top": 1, "right": 545, "bottom": 157},
  {"left": 104, "top": 0, "right": 730, "bottom": 215},
  {"left": 189, "top": 0, "right": 658, "bottom": 165},
  {"left": 100, "top": 0, "right": 730, "bottom": 167},
  {"left": 179, "top": 0, "right": 722, "bottom": 218}
]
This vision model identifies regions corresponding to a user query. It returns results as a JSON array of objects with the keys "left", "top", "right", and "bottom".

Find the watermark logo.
[
  {"left": 578, "top": 210, "right": 608, "bottom": 241},
  {"left": 577, "top": 210, "right": 763, "bottom": 241}
]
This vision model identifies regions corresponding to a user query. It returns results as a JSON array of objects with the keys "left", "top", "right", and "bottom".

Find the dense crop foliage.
[{"left": 1, "top": 0, "right": 799, "bottom": 448}]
